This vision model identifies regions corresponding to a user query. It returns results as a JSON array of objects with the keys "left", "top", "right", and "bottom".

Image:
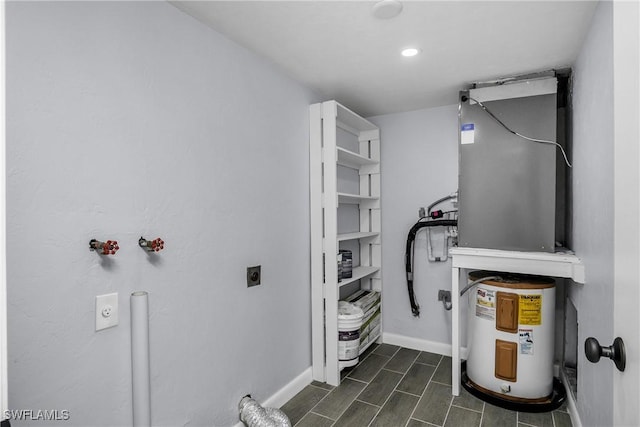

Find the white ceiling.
[{"left": 171, "top": 1, "right": 598, "bottom": 117}]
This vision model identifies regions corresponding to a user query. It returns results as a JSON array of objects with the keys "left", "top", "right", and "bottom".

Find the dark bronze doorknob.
[{"left": 584, "top": 337, "right": 626, "bottom": 372}]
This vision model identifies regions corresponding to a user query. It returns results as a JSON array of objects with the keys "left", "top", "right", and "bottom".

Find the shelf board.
[
  {"left": 336, "top": 102, "right": 378, "bottom": 134},
  {"left": 338, "top": 266, "right": 380, "bottom": 288},
  {"left": 337, "top": 147, "right": 378, "bottom": 169},
  {"left": 450, "top": 247, "right": 585, "bottom": 284},
  {"left": 338, "top": 192, "right": 379, "bottom": 205},
  {"left": 337, "top": 232, "right": 379, "bottom": 242}
]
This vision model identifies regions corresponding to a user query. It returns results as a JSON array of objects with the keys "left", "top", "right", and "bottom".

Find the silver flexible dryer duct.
[{"left": 239, "top": 396, "right": 291, "bottom": 427}]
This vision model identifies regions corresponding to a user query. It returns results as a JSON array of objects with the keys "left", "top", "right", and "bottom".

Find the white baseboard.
[
  {"left": 233, "top": 367, "right": 312, "bottom": 427},
  {"left": 263, "top": 367, "right": 313, "bottom": 409},
  {"left": 560, "top": 369, "right": 582, "bottom": 427},
  {"left": 382, "top": 332, "right": 469, "bottom": 359}
]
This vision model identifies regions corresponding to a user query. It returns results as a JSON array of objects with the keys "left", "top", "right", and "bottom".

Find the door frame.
[
  {"left": 613, "top": 1, "right": 640, "bottom": 426},
  {"left": 1, "top": 0, "right": 8, "bottom": 419}
]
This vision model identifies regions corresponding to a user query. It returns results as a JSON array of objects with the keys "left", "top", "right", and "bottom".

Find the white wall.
[
  {"left": 369, "top": 105, "right": 459, "bottom": 349},
  {"left": 6, "top": 2, "right": 316, "bottom": 426},
  {"left": 570, "top": 1, "right": 614, "bottom": 426}
]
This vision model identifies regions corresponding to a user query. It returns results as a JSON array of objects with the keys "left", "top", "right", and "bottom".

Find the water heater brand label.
[
  {"left": 461, "top": 123, "right": 475, "bottom": 145},
  {"left": 475, "top": 287, "right": 495, "bottom": 320},
  {"left": 519, "top": 294, "right": 542, "bottom": 325},
  {"left": 519, "top": 328, "right": 534, "bottom": 355}
]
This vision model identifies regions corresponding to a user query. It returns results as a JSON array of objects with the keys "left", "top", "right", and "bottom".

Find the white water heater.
[{"left": 466, "top": 271, "right": 555, "bottom": 401}]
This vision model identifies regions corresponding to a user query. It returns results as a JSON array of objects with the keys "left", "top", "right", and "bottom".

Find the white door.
[{"left": 612, "top": 2, "right": 639, "bottom": 425}]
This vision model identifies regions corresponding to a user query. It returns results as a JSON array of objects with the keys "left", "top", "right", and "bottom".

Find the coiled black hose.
[{"left": 405, "top": 218, "right": 457, "bottom": 317}]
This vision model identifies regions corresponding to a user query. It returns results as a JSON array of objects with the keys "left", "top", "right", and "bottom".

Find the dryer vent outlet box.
[{"left": 457, "top": 75, "right": 568, "bottom": 253}]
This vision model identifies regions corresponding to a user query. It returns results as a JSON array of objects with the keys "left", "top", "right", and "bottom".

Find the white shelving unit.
[{"left": 310, "top": 100, "right": 382, "bottom": 386}]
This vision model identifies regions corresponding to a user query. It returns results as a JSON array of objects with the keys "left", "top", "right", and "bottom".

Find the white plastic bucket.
[{"left": 338, "top": 301, "right": 364, "bottom": 369}]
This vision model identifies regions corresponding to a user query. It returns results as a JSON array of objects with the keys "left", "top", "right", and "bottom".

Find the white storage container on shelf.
[{"left": 338, "top": 302, "right": 364, "bottom": 370}]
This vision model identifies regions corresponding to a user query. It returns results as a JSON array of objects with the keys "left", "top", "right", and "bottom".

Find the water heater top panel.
[{"left": 469, "top": 77, "right": 557, "bottom": 104}]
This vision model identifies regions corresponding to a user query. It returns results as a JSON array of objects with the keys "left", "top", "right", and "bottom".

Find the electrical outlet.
[
  {"left": 101, "top": 305, "right": 113, "bottom": 318},
  {"left": 96, "top": 293, "right": 118, "bottom": 331},
  {"left": 247, "top": 265, "right": 261, "bottom": 287}
]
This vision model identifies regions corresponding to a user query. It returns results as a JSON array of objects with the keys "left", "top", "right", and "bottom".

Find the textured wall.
[
  {"left": 6, "top": 2, "right": 315, "bottom": 426},
  {"left": 570, "top": 1, "right": 614, "bottom": 426},
  {"left": 369, "top": 105, "right": 460, "bottom": 347}
]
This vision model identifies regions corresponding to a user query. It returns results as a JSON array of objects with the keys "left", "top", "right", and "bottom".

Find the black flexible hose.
[{"left": 405, "top": 219, "right": 457, "bottom": 317}]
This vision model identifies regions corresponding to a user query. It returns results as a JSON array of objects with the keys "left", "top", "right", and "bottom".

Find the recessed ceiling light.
[
  {"left": 372, "top": 0, "right": 403, "bottom": 19},
  {"left": 401, "top": 48, "right": 420, "bottom": 57}
]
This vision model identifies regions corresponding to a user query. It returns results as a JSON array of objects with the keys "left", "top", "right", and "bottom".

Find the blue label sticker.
[{"left": 461, "top": 123, "right": 475, "bottom": 145}]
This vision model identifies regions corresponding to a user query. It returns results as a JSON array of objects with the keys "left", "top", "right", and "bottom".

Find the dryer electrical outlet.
[{"left": 96, "top": 293, "right": 118, "bottom": 331}]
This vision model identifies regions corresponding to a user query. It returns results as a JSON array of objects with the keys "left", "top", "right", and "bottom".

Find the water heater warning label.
[
  {"left": 519, "top": 294, "right": 542, "bottom": 325},
  {"left": 519, "top": 329, "right": 534, "bottom": 355},
  {"left": 475, "top": 288, "right": 495, "bottom": 320}
]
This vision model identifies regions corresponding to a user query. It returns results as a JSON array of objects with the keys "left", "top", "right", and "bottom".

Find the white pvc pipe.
[{"left": 131, "top": 291, "right": 151, "bottom": 427}]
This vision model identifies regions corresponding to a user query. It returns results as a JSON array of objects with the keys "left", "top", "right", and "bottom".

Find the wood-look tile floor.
[{"left": 280, "top": 344, "right": 572, "bottom": 427}]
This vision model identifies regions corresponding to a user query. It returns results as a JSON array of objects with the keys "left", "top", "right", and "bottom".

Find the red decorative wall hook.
[
  {"left": 139, "top": 236, "right": 164, "bottom": 252},
  {"left": 89, "top": 239, "right": 119, "bottom": 255}
]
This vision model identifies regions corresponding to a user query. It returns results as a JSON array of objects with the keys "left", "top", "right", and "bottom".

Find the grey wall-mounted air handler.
[{"left": 457, "top": 74, "right": 569, "bottom": 253}]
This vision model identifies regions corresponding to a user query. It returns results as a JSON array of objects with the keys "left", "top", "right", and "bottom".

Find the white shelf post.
[
  {"left": 321, "top": 101, "right": 340, "bottom": 386},
  {"left": 309, "top": 103, "right": 325, "bottom": 382}
]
